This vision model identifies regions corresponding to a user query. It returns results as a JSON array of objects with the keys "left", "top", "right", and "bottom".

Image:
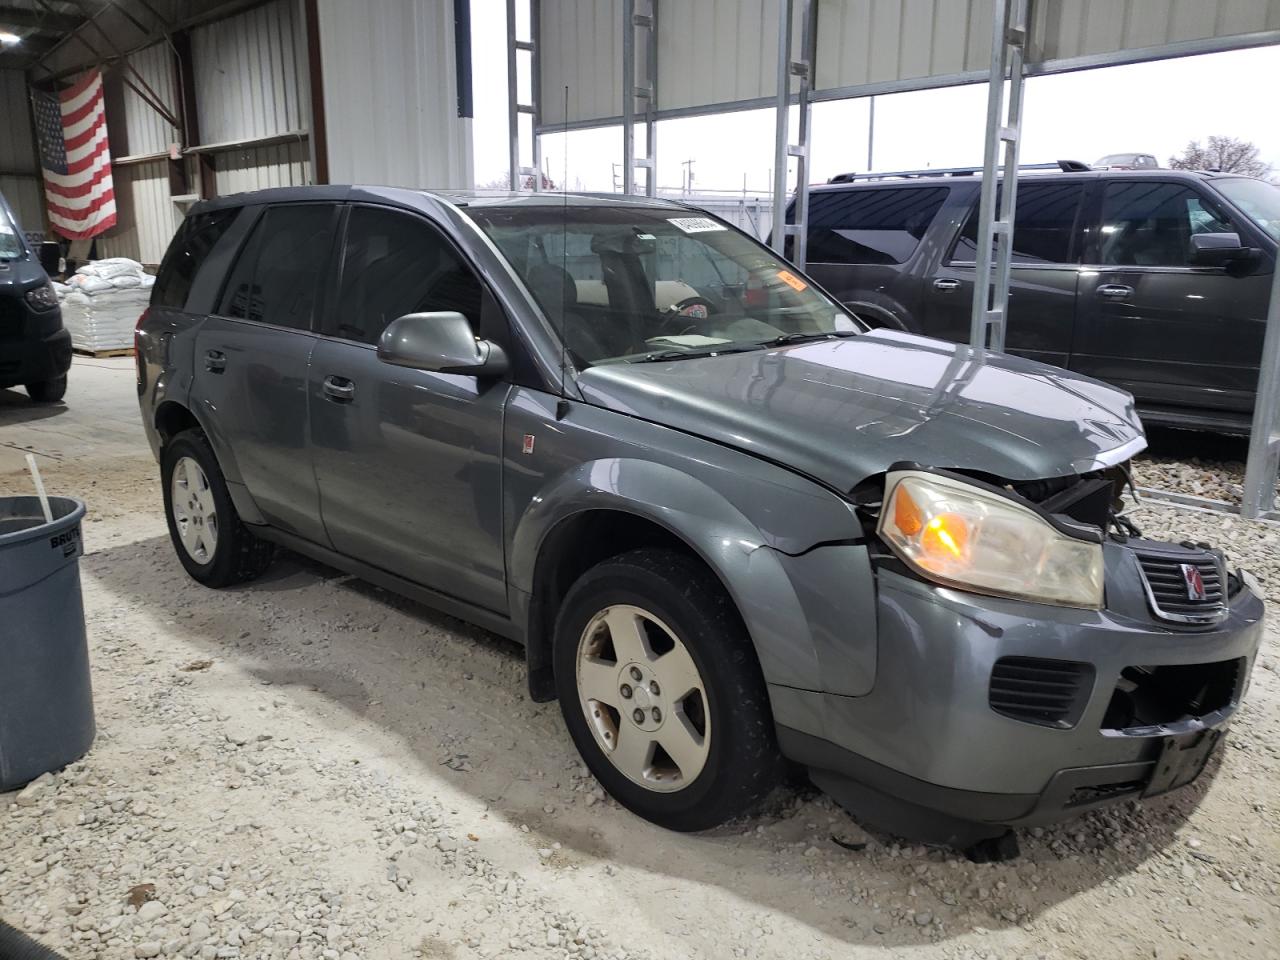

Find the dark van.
[
  {"left": 790, "top": 166, "right": 1280, "bottom": 433},
  {"left": 0, "top": 191, "right": 71, "bottom": 403}
]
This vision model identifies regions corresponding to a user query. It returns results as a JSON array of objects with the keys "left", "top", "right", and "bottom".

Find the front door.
[
  {"left": 191, "top": 203, "right": 337, "bottom": 544},
  {"left": 1071, "top": 179, "right": 1269, "bottom": 417},
  {"left": 308, "top": 204, "right": 509, "bottom": 613},
  {"left": 923, "top": 179, "right": 1085, "bottom": 368}
]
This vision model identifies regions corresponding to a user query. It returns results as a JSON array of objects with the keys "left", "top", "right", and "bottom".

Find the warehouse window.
[
  {"left": 152, "top": 208, "right": 238, "bottom": 310},
  {"left": 1098, "top": 182, "right": 1235, "bottom": 267},
  {"left": 218, "top": 204, "right": 334, "bottom": 329},
  {"left": 329, "top": 207, "right": 483, "bottom": 345},
  {"left": 802, "top": 187, "right": 948, "bottom": 265},
  {"left": 953, "top": 181, "right": 1084, "bottom": 264}
]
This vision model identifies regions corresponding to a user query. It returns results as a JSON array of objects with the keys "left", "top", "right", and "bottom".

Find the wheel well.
[
  {"left": 154, "top": 401, "right": 200, "bottom": 447},
  {"left": 848, "top": 301, "right": 910, "bottom": 331},
  {"left": 524, "top": 510, "right": 704, "bottom": 702}
]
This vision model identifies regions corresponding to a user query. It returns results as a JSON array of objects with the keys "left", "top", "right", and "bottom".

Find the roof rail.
[{"left": 826, "top": 159, "right": 1090, "bottom": 184}]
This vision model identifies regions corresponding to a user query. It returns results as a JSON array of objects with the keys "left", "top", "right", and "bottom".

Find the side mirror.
[
  {"left": 377, "top": 311, "right": 508, "bottom": 377},
  {"left": 1190, "top": 232, "right": 1252, "bottom": 266},
  {"left": 38, "top": 241, "right": 63, "bottom": 277}
]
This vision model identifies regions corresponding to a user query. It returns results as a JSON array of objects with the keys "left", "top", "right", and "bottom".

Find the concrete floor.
[{"left": 0, "top": 357, "right": 147, "bottom": 476}]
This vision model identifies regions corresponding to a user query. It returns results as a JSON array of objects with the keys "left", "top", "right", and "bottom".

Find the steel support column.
[
  {"left": 621, "top": 0, "right": 657, "bottom": 196},
  {"left": 969, "top": 0, "right": 1028, "bottom": 352},
  {"left": 770, "top": 0, "right": 815, "bottom": 265},
  {"left": 1242, "top": 260, "right": 1280, "bottom": 519},
  {"left": 506, "top": 0, "right": 542, "bottom": 191}
]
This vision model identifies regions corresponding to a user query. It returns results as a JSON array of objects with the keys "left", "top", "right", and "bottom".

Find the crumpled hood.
[{"left": 577, "top": 330, "right": 1146, "bottom": 490}]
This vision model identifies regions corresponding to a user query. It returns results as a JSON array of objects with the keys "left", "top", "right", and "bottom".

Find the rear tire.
[
  {"left": 554, "top": 548, "right": 783, "bottom": 831},
  {"left": 25, "top": 376, "right": 67, "bottom": 403},
  {"left": 161, "top": 429, "right": 274, "bottom": 587}
]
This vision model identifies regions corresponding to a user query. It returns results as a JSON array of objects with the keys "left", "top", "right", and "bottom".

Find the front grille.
[
  {"left": 1101, "top": 658, "right": 1243, "bottom": 733},
  {"left": 1134, "top": 544, "right": 1226, "bottom": 625},
  {"left": 0, "top": 296, "right": 24, "bottom": 344},
  {"left": 989, "top": 657, "right": 1094, "bottom": 728}
]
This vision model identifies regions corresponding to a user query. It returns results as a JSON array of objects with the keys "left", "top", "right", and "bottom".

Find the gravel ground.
[
  {"left": 1132, "top": 428, "right": 1276, "bottom": 505},
  {"left": 1, "top": 361, "right": 1278, "bottom": 960}
]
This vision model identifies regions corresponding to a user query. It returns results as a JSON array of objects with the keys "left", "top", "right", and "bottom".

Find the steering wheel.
[{"left": 658, "top": 296, "right": 717, "bottom": 335}]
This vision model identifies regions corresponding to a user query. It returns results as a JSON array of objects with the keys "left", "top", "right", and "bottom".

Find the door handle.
[
  {"left": 1096, "top": 283, "right": 1134, "bottom": 300},
  {"left": 933, "top": 277, "right": 962, "bottom": 292},
  {"left": 204, "top": 349, "right": 226, "bottom": 373},
  {"left": 322, "top": 375, "right": 355, "bottom": 403}
]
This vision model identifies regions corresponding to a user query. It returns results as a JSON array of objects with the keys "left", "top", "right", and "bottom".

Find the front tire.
[
  {"left": 161, "top": 429, "right": 274, "bottom": 587},
  {"left": 554, "top": 548, "right": 783, "bottom": 831},
  {"left": 25, "top": 376, "right": 67, "bottom": 403}
]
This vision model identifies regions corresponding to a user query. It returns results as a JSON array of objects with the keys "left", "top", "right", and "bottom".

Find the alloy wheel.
[
  {"left": 575, "top": 604, "right": 711, "bottom": 792},
  {"left": 171, "top": 456, "right": 219, "bottom": 564}
]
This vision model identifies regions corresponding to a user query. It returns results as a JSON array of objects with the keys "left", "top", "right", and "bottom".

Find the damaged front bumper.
[{"left": 772, "top": 538, "right": 1265, "bottom": 846}]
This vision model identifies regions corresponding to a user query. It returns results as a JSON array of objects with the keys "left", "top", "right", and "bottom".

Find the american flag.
[{"left": 30, "top": 70, "right": 117, "bottom": 240}]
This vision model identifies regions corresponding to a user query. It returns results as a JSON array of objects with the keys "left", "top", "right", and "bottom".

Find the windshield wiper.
[
  {"left": 763, "top": 331, "right": 860, "bottom": 347},
  {"left": 630, "top": 346, "right": 756, "bottom": 363}
]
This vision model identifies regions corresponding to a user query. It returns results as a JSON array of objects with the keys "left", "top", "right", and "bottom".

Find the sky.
[{"left": 469, "top": 0, "right": 1280, "bottom": 194}]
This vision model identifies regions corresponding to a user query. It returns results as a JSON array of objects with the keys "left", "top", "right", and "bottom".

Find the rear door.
[
  {"left": 1071, "top": 178, "right": 1269, "bottom": 416},
  {"left": 308, "top": 204, "right": 510, "bottom": 613},
  {"left": 191, "top": 203, "right": 337, "bottom": 544},
  {"left": 924, "top": 179, "right": 1085, "bottom": 367},
  {"left": 799, "top": 185, "right": 950, "bottom": 327}
]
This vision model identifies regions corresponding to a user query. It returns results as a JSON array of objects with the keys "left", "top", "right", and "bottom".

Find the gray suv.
[{"left": 138, "top": 186, "right": 1264, "bottom": 857}]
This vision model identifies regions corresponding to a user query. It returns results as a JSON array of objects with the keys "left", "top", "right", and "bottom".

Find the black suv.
[
  {"left": 789, "top": 166, "right": 1280, "bottom": 433},
  {"left": 0, "top": 191, "right": 71, "bottom": 403}
]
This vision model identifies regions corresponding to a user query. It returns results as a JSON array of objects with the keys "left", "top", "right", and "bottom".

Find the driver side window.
[
  {"left": 1098, "top": 182, "right": 1235, "bottom": 267},
  {"left": 328, "top": 206, "right": 483, "bottom": 344}
]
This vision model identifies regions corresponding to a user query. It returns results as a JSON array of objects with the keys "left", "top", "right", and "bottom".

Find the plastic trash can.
[{"left": 0, "top": 495, "right": 94, "bottom": 792}]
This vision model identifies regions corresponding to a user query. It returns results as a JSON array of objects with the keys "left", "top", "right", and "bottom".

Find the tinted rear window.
[
  {"left": 802, "top": 187, "right": 947, "bottom": 264},
  {"left": 217, "top": 205, "right": 334, "bottom": 329},
  {"left": 152, "top": 209, "right": 238, "bottom": 309},
  {"left": 953, "top": 181, "right": 1084, "bottom": 264}
]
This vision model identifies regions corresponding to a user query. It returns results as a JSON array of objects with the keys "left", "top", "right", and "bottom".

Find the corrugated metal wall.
[
  {"left": 317, "top": 0, "right": 473, "bottom": 189},
  {"left": 538, "top": 0, "right": 623, "bottom": 128},
  {"left": 215, "top": 139, "right": 311, "bottom": 194},
  {"left": 0, "top": 68, "right": 45, "bottom": 235},
  {"left": 540, "top": 0, "right": 1280, "bottom": 125},
  {"left": 118, "top": 42, "right": 180, "bottom": 158},
  {"left": 814, "top": 0, "right": 992, "bottom": 92},
  {"left": 659, "top": 0, "right": 795, "bottom": 112},
  {"left": 192, "top": 0, "right": 308, "bottom": 145},
  {"left": 1030, "top": 0, "right": 1280, "bottom": 63},
  {"left": 98, "top": 160, "right": 183, "bottom": 264}
]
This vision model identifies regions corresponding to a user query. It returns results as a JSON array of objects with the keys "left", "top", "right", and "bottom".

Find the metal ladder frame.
[
  {"left": 1241, "top": 262, "right": 1280, "bottom": 519},
  {"left": 969, "top": 0, "right": 1029, "bottom": 352},
  {"left": 622, "top": 0, "right": 658, "bottom": 196},
  {"left": 506, "top": 0, "right": 543, "bottom": 192},
  {"left": 770, "top": 0, "right": 816, "bottom": 268}
]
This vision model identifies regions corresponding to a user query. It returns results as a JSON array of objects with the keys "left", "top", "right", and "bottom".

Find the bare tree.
[{"left": 1168, "top": 136, "right": 1272, "bottom": 178}]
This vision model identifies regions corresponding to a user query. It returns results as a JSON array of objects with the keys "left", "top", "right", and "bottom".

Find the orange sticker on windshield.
[{"left": 776, "top": 270, "right": 808, "bottom": 292}]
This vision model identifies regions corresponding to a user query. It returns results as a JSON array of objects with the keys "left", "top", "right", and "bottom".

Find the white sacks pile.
[{"left": 58, "top": 258, "right": 155, "bottom": 353}]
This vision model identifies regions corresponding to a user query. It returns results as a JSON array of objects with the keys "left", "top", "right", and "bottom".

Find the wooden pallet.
[{"left": 73, "top": 347, "right": 134, "bottom": 359}]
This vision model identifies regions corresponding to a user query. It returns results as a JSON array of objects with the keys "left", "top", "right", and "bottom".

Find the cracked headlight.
[{"left": 878, "top": 470, "right": 1104, "bottom": 609}]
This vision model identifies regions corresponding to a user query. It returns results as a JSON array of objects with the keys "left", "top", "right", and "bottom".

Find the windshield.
[
  {"left": 464, "top": 204, "right": 860, "bottom": 366},
  {"left": 1215, "top": 177, "right": 1280, "bottom": 242},
  {"left": 0, "top": 201, "right": 25, "bottom": 260}
]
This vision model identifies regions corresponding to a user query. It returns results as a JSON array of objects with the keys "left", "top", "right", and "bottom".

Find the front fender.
[{"left": 509, "top": 458, "right": 822, "bottom": 691}]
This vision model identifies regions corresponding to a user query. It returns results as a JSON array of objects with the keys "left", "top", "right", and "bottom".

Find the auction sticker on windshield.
[
  {"left": 776, "top": 270, "right": 808, "bottom": 292},
  {"left": 668, "top": 217, "right": 727, "bottom": 234}
]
